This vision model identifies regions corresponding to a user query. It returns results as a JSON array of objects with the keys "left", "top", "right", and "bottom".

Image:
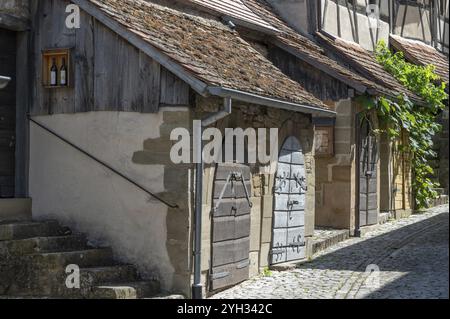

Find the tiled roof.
[
  {"left": 240, "top": 0, "right": 392, "bottom": 97},
  {"left": 183, "top": 0, "right": 279, "bottom": 33},
  {"left": 241, "top": 0, "right": 422, "bottom": 103},
  {"left": 315, "top": 33, "right": 423, "bottom": 103},
  {"left": 390, "top": 34, "right": 449, "bottom": 83},
  {"left": 84, "top": 0, "right": 327, "bottom": 110}
]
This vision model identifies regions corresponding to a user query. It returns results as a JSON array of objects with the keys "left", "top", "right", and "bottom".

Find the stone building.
[
  {"left": 0, "top": 0, "right": 336, "bottom": 298},
  {"left": 0, "top": 0, "right": 447, "bottom": 299},
  {"left": 389, "top": 34, "right": 449, "bottom": 197},
  {"left": 237, "top": 0, "right": 424, "bottom": 230}
]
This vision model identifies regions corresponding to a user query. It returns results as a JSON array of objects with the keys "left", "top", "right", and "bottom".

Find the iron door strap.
[
  {"left": 211, "top": 271, "right": 230, "bottom": 280},
  {"left": 290, "top": 234, "right": 304, "bottom": 247},
  {"left": 213, "top": 171, "right": 252, "bottom": 213},
  {"left": 274, "top": 171, "right": 288, "bottom": 193},
  {"left": 363, "top": 135, "right": 374, "bottom": 177},
  {"left": 293, "top": 173, "right": 308, "bottom": 192},
  {"left": 236, "top": 260, "right": 249, "bottom": 269},
  {"left": 234, "top": 172, "right": 253, "bottom": 209},
  {"left": 270, "top": 248, "right": 284, "bottom": 255},
  {"left": 214, "top": 172, "right": 233, "bottom": 213},
  {"left": 287, "top": 199, "right": 299, "bottom": 208}
]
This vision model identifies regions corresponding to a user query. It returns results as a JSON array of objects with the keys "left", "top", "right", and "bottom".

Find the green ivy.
[{"left": 369, "top": 41, "right": 448, "bottom": 209}]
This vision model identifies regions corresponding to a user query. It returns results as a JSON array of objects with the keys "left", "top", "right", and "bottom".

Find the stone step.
[
  {"left": 4, "top": 248, "right": 116, "bottom": 296},
  {"left": 88, "top": 281, "right": 160, "bottom": 299},
  {"left": 28, "top": 248, "right": 114, "bottom": 269},
  {"left": 433, "top": 188, "right": 446, "bottom": 195},
  {"left": 80, "top": 265, "right": 139, "bottom": 287},
  {"left": 18, "top": 265, "right": 141, "bottom": 298},
  {"left": 0, "top": 220, "right": 63, "bottom": 241},
  {"left": 428, "top": 195, "right": 449, "bottom": 208},
  {"left": 147, "top": 294, "right": 185, "bottom": 299},
  {"left": 0, "top": 234, "right": 88, "bottom": 256},
  {"left": 0, "top": 198, "right": 32, "bottom": 223}
]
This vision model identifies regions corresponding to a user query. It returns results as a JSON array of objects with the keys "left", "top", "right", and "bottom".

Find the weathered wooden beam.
[
  {"left": 0, "top": 13, "right": 29, "bottom": 31},
  {"left": 271, "top": 38, "right": 368, "bottom": 94},
  {"left": 71, "top": 0, "right": 209, "bottom": 96},
  {"left": 207, "top": 86, "right": 336, "bottom": 117}
]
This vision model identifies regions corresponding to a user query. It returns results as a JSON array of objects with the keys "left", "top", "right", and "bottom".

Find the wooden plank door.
[
  {"left": 0, "top": 29, "right": 16, "bottom": 198},
  {"left": 271, "top": 136, "right": 306, "bottom": 265},
  {"left": 359, "top": 118, "right": 378, "bottom": 226},
  {"left": 210, "top": 163, "right": 252, "bottom": 291}
]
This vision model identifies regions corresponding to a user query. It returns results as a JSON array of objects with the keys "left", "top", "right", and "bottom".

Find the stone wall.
[
  {"left": 196, "top": 96, "right": 316, "bottom": 296},
  {"left": 315, "top": 99, "right": 355, "bottom": 230},
  {"left": 437, "top": 107, "right": 449, "bottom": 193},
  {"left": 0, "top": 0, "right": 29, "bottom": 30},
  {"left": 0, "top": 0, "right": 29, "bottom": 18},
  {"left": 29, "top": 109, "right": 194, "bottom": 296}
]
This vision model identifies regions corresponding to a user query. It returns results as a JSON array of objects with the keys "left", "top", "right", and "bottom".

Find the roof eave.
[
  {"left": 226, "top": 16, "right": 280, "bottom": 35},
  {"left": 271, "top": 38, "right": 368, "bottom": 94},
  {"left": 207, "top": 86, "right": 336, "bottom": 117},
  {"left": 367, "top": 88, "right": 427, "bottom": 106}
]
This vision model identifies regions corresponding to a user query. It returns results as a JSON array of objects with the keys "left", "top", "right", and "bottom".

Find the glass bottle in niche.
[
  {"left": 50, "top": 58, "right": 58, "bottom": 86},
  {"left": 60, "top": 57, "right": 67, "bottom": 86}
]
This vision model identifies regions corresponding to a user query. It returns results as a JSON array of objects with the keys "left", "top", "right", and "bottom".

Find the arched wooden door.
[
  {"left": 210, "top": 163, "right": 252, "bottom": 291},
  {"left": 358, "top": 117, "right": 379, "bottom": 226},
  {"left": 270, "top": 136, "right": 306, "bottom": 265}
]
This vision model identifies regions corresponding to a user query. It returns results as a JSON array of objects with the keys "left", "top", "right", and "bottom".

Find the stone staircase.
[{"left": 0, "top": 199, "right": 166, "bottom": 299}]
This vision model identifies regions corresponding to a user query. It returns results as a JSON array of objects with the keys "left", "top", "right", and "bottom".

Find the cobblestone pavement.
[{"left": 211, "top": 205, "right": 449, "bottom": 299}]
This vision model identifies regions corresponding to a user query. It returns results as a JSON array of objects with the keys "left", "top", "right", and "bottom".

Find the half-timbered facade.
[
  {"left": 1, "top": 0, "right": 339, "bottom": 298},
  {"left": 0, "top": 0, "right": 447, "bottom": 299}
]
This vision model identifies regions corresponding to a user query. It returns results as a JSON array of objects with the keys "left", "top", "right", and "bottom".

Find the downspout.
[{"left": 192, "top": 97, "right": 232, "bottom": 299}]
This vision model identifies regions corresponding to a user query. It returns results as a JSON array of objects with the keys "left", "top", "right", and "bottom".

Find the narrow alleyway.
[{"left": 211, "top": 205, "right": 449, "bottom": 299}]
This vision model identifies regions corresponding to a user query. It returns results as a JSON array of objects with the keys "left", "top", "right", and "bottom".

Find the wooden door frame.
[
  {"left": 14, "top": 30, "right": 30, "bottom": 197},
  {"left": 0, "top": 28, "right": 29, "bottom": 198}
]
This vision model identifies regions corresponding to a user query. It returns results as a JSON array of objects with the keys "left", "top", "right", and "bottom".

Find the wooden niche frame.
[{"left": 42, "top": 48, "right": 72, "bottom": 88}]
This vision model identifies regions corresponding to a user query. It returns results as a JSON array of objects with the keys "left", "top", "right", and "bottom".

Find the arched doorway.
[{"left": 270, "top": 136, "right": 306, "bottom": 265}]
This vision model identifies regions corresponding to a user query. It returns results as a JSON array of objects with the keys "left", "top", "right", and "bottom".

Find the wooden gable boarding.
[{"left": 30, "top": 0, "right": 190, "bottom": 116}]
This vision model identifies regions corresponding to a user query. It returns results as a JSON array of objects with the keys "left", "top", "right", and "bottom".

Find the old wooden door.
[
  {"left": 0, "top": 29, "right": 16, "bottom": 198},
  {"left": 210, "top": 163, "right": 252, "bottom": 291},
  {"left": 359, "top": 117, "right": 378, "bottom": 226},
  {"left": 271, "top": 136, "right": 306, "bottom": 265}
]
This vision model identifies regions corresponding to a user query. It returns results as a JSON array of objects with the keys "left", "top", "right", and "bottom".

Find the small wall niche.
[
  {"left": 42, "top": 48, "right": 71, "bottom": 88},
  {"left": 313, "top": 117, "right": 336, "bottom": 157}
]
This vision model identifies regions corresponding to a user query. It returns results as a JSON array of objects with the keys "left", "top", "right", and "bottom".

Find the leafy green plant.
[
  {"left": 364, "top": 41, "right": 448, "bottom": 208},
  {"left": 263, "top": 267, "right": 272, "bottom": 277}
]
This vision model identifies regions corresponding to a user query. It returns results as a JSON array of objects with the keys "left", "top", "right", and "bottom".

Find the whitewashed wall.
[{"left": 29, "top": 110, "right": 180, "bottom": 291}]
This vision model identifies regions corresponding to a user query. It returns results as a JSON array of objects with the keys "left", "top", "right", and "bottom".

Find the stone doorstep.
[
  {"left": 378, "top": 212, "right": 391, "bottom": 224},
  {"left": 0, "top": 198, "right": 32, "bottom": 222},
  {"left": 269, "top": 229, "right": 350, "bottom": 271}
]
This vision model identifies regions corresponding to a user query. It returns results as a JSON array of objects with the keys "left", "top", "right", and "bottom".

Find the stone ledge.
[
  {"left": 269, "top": 228, "right": 350, "bottom": 271},
  {"left": 0, "top": 198, "right": 32, "bottom": 222},
  {"left": 428, "top": 195, "right": 449, "bottom": 208}
]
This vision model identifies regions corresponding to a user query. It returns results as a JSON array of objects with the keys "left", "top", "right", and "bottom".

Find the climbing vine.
[{"left": 362, "top": 41, "right": 447, "bottom": 208}]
